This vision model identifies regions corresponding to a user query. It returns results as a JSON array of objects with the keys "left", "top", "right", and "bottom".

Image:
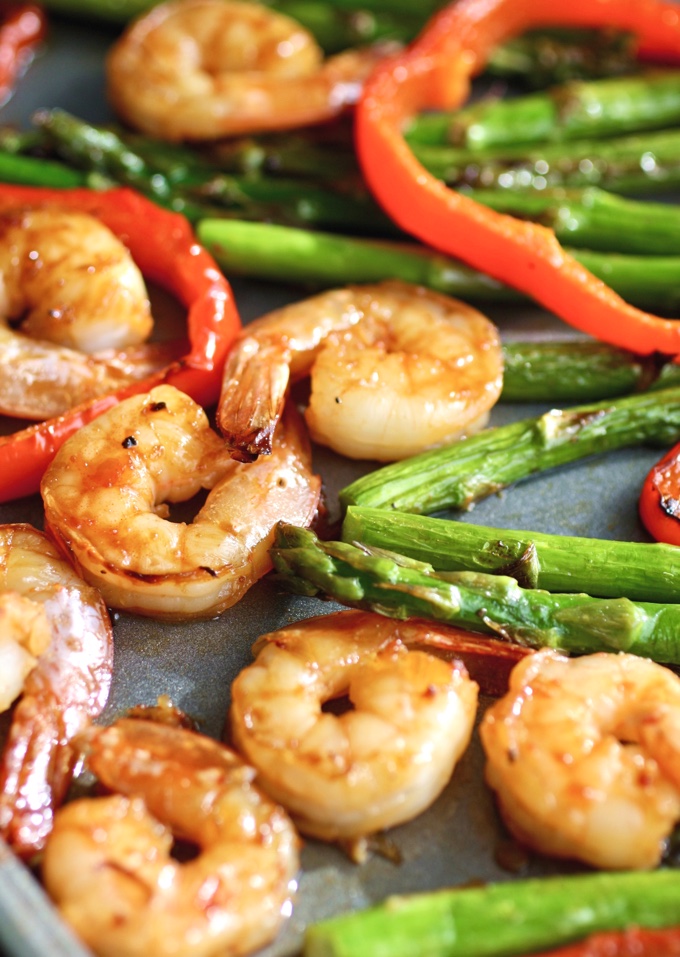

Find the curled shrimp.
[
  {"left": 0, "top": 206, "right": 171, "bottom": 420},
  {"left": 229, "top": 610, "right": 479, "bottom": 848},
  {"left": 218, "top": 280, "right": 504, "bottom": 462},
  {"left": 0, "top": 524, "right": 113, "bottom": 859},
  {"left": 480, "top": 649, "right": 680, "bottom": 870},
  {"left": 42, "top": 718, "right": 300, "bottom": 957},
  {"left": 106, "top": 0, "right": 391, "bottom": 141},
  {"left": 41, "top": 384, "right": 320, "bottom": 619}
]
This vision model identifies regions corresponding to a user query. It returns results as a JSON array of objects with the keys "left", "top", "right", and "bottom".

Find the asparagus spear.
[
  {"left": 342, "top": 506, "right": 680, "bottom": 602},
  {"left": 500, "top": 340, "right": 661, "bottom": 402},
  {"left": 339, "top": 386, "right": 680, "bottom": 515},
  {"left": 406, "top": 71, "right": 680, "bottom": 148},
  {"left": 196, "top": 219, "right": 680, "bottom": 313},
  {"left": 465, "top": 186, "right": 680, "bottom": 256},
  {"left": 31, "top": 109, "right": 394, "bottom": 233},
  {"left": 28, "top": 111, "right": 680, "bottom": 242},
  {"left": 413, "top": 128, "right": 680, "bottom": 195},
  {"left": 37, "top": 0, "right": 638, "bottom": 91},
  {"left": 271, "top": 523, "right": 680, "bottom": 661},
  {"left": 483, "top": 28, "right": 637, "bottom": 88},
  {"left": 0, "top": 151, "right": 99, "bottom": 188},
  {"left": 302, "top": 869, "right": 680, "bottom": 957},
  {"left": 270, "top": 0, "right": 422, "bottom": 52}
]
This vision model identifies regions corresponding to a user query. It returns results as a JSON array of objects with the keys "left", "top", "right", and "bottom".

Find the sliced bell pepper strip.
[
  {"left": 355, "top": 0, "right": 680, "bottom": 355},
  {"left": 534, "top": 926, "right": 680, "bottom": 957},
  {"left": 0, "top": 3, "right": 47, "bottom": 106},
  {"left": 0, "top": 185, "right": 241, "bottom": 502},
  {"left": 639, "top": 440, "right": 680, "bottom": 546}
]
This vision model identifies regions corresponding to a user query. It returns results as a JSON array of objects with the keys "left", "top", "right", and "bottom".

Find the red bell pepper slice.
[
  {"left": 0, "top": 185, "right": 241, "bottom": 502},
  {"left": 639, "top": 441, "right": 680, "bottom": 546},
  {"left": 0, "top": 3, "right": 46, "bottom": 106},
  {"left": 533, "top": 926, "right": 680, "bottom": 957},
  {"left": 355, "top": 0, "right": 680, "bottom": 355}
]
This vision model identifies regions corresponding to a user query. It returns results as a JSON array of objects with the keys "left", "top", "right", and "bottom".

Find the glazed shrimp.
[
  {"left": 218, "top": 280, "right": 504, "bottom": 462},
  {"left": 42, "top": 718, "right": 300, "bottom": 957},
  {"left": 0, "top": 592, "right": 51, "bottom": 712},
  {"left": 480, "top": 649, "right": 680, "bottom": 870},
  {"left": 229, "top": 610, "right": 479, "bottom": 847},
  {"left": 0, "top": 524, "right": 113, "bottom": 859},
  {"left": 0, "top": 206, "right": 166, "bottom": 420},
  {"left": 106, "top": 0, "right": 392, "bottom": 141},
  {"left": 41, "top": 384, "right": 320, "bottom": 619}
]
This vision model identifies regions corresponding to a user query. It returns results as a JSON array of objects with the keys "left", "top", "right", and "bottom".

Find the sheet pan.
[{"left": 0, "top": 13, "right": 668, "bottom": 956}]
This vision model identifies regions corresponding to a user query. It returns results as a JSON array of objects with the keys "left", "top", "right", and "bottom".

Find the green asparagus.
[
  {"left": 342, "top": 506, "right": 680, "bottom": 602},
  {"left": 482, "top": 28, "right": 637, "bottom": 87},
  {"left": 500, "top": 339, "right": 661, "bottom": 402},
  {"left": 413, "top": 128, "right": 680, "bottom": 195},
  {"left": 268, "top": 0, "right": 423, "bottom": 52},
  {"left": 271, "top": 523, "right": 680, "bottom": 662},
  {"left": 24, "top": 109, "right": 680, "bottom": 244},
  {"left": 303, "top": 870, "right": 680, "bottom": 957},
  {"left": 196, "top": 219, "right": 680, "bottom": 312},
  {"left": 0, "top": 152, "right": 100, "bottom": 189},
  {"left": 465, "top": 186, "right": 680, "bottom": 256},
  {"left": 38, "top": 0, "right": 638, "bottom": 90},
  {"left": 339, "top": 386, "right": 680, "bottom": 515},
  {"left": 502, "top": 341, "right": 680, "bottom": 402},
  {"left": 406, "top": 71, "right": 680, "bottom": 148},
  {"left": 31, "top": 109, "right": 394, "bottom": 233}
]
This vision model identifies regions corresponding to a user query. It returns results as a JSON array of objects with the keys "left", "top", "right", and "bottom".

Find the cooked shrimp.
[
  {"left": 42, "top": 718, "right": 300, "bottom": 957},
  {"left": 106, "top": 0, "right": 392, "bottom": 141},
  {"left": 0, "top": 207, "right": 152, "bottom": 351},
  {"left": 41, "top": 384, "right": 320, "bottom": 619},
  {"left": 229, "top": 610, "right": 479, "bottom": 847},
  {"left": 0, "top": 592, "right": 51, "bottom": 712},
  {"left": 0, "top": 524, "right": 113, "bottom": 859},
  {"left": 480, "top": 649, "right": 680, "bottom": 870},
  {"left": 218, "top": 280, "right": 504, "bottom": 462},
  {"left": 0, "top": 206, "right": 165, "bottom": 420},
  {"left": 0, "top": 329, "right": 181, "bottom": 421}
]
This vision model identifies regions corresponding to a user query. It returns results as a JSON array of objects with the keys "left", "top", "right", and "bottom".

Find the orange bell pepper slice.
[
  {"left": 0, "top": 185, "right": 241, "bottom": 502},
  {"left": 355, "top": 0, "right": 680, "bottom": 355}
]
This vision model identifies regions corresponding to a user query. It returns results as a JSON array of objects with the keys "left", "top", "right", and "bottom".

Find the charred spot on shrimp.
[
  {"left": 40, "top": 385, "right": 320, "bottom": 619},
  {"left": 218, "top": 281, "right": 503, "bottom": 463}
]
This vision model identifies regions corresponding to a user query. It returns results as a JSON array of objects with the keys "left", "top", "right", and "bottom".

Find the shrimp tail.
[
  {"left": 218, "top": 336, "right": 291, "bottom": 459},
  {"left": 0, "top": 575, "right": 113, "bottom": 860},
  {"left": 0, "top": 697, "right": 74, "bottom": 858}
]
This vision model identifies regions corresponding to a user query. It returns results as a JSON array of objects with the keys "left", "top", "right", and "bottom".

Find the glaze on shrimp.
[
  {"left": 480, "top": 649, "right": 680, "bottom": 870},
  {"left": 218, "top": 280, "right": 503, "bottom": 462},
  {"left": 0, "top": 524, "right": 113, "bottom": 859},
  {"left": 41, "top": 384, "right": 320, "bottom": 619},
  {"left": 229, "top": 610, "right": 479, "bottom": 849},
  {"left": 0, "top": 206, "right": 171, "bottom": 420},
  {"left": 42, "top": 718, "right": 299, "bottom": 957},
  {"left": 106, "top": 0, "right": 390, "bottom": 141}
]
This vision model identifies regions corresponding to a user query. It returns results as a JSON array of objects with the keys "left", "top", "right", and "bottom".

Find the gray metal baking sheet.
[{"left": 0, "top": 14, "right": 669, "bottom": 957}]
